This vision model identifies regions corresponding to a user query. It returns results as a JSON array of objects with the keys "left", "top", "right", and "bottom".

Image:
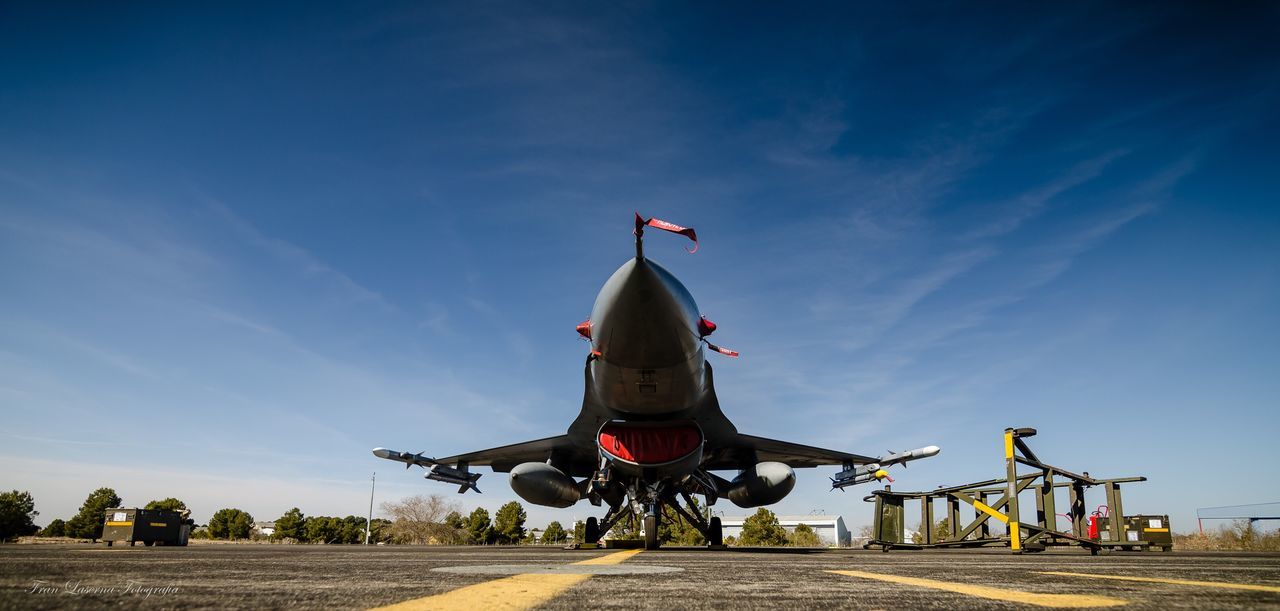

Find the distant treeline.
[{"left": 1173, "top": 522, "right": 1280, "bottom": 552}]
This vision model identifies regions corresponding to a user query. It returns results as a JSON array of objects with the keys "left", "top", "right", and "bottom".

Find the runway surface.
[{"left": 3, "top": 544, "right": 1279, "bottom": 609}]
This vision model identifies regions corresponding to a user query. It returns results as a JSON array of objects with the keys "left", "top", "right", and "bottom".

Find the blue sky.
[{"left": 2, "top": 2, "right": 1277, "bottom": 533}]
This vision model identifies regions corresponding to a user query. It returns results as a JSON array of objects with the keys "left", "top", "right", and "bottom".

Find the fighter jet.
[{"left": 374, "top": 214, "right": 938, "bottom": 549}]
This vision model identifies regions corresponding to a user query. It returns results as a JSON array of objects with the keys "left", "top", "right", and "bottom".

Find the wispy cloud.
[
  {"left": 197, "top": 303, "right": 285, "bottom": 337},
  {"left": 964, "top": 149, "right": 1130, "bottom": 239},
  {"left": 203, "top": 197, "right": 394, "bottom": 311}
]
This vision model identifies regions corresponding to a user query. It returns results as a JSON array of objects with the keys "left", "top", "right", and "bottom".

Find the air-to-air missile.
[
  {"left": 830, "top": 445, "right": 941, "bottom": 489},
  {"left": 372, "top": 448, "right": 481, "bottom": 493}
]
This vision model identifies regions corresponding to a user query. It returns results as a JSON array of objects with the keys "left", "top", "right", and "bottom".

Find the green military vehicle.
[{"left": 101, "top": 508, "right": 193, "bottom": 547}]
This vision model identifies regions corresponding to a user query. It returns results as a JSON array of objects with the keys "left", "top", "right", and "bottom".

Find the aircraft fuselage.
[{"left": 585, "top": 256, "right": 708, "bottom": 417}]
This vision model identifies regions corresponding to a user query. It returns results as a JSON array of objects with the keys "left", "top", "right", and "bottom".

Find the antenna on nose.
[{"left": 634, "top": 213, "right": 646, "bottom": 260}]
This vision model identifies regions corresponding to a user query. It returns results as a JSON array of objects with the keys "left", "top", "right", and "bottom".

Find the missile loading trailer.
[
  {"left": 864, "top": 427, "right": 1168, "bottom": 554},
  {"left": 101, "top": 508, "right": 193, "bottom": 547}
]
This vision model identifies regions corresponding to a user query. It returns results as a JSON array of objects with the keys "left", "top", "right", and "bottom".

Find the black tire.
[
  {"left": 644, "top": 514, "right": 659, "bottom": 550},
  {"left": 585, "top": 517, "right": 599, "bottom": 544},
  {"left": 708, "top": 516, "right": 723, "bottom": 546},
  {"left": 144, "top": 541, "right": 154, "bottom": 547}
]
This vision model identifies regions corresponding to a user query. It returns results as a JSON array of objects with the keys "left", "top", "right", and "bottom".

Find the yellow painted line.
[
  {"left": 1004, "top": 430, "right": 1014, "bottom": 459},
  {"left": 1143, "top": 528, "right": 1169, "bottom": 533},
  {"left": 370, "top": 550, "right": 641, "bottom": 611},
  {"left": 828, "top": 570, "right": 1128, "bottom": 608},
  {"left": 105, "top": 521, "right": 132, "bottom": 526},
  {"left": 1038, "top": 571, "right": 1280, "bottom": 594},
  {"left": 972, "top": 500, "right": 1009, "bottom": 524},
  {"left": 573, "top": 549, "right": 642, "bottom": 565}
]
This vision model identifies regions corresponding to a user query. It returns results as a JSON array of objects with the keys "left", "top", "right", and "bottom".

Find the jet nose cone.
[{"left": 590, "top": 258, "right": 701, "bottom": 368}]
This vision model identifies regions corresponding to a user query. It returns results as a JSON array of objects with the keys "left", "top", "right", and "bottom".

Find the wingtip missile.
[
  {"left": 373, "top": 447, "right": 482, "bottom": 493},
  {"left": 830, "top": 444, "right": 940, "bottom": 490},
  {"left": 880, "top": 445, "right": 940, "bottom": 467},
  {"left": 371, "top": 447, "right": 438, "bottom": 469}
]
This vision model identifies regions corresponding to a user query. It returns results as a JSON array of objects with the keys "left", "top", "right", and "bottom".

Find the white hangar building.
[{"left": 719, "top": 514, "right": 851, "bottom": 547}]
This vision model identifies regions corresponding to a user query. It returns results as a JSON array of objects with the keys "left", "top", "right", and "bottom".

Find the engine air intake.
[{"left": 598, "top": 421, "right": 703, "bottom": 469}]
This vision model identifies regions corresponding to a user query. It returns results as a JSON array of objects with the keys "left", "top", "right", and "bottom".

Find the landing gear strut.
[{"left": 583, "top": 485, "right": 721, "bottom": 550}]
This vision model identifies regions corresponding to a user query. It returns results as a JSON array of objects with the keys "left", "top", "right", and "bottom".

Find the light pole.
[{"left": 365, "top": 472, "right": 376, "bottom": 545}]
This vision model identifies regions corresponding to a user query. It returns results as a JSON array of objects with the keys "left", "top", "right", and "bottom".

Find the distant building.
[
  {"left": 719, "top": 514, "right": 850, "bottom": 546},
  {"left": 528, "top": 528, "right": 543, "bottom": 544},
  {"left": 252, "top": 522, "right": 276, "bottom": 537}
]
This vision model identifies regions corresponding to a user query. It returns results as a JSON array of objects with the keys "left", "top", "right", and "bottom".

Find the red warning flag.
[
  {"left": 711, "top": 343, "right": 742, "bottom": 356},
  {"left": 634, "top": 213, "right": 698, "bottom": 253}
]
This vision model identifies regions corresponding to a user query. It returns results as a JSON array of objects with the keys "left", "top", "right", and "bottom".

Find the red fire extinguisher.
[{"left": 1088, "top": 505, "right": 1109, "bottom": 539}]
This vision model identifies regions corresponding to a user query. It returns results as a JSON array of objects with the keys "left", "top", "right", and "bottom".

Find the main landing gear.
[{"left": 582, "top": 492, "right": 723, "bottom": 550}]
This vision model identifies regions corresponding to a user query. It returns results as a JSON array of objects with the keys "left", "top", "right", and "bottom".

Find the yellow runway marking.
[
  {"left": 370, "top": 550, "right": 641, "bottom": 611},
  {"left": 828, "top": 570, "right": 1128, "bottom": 608},
  {"left": 1038, "top": 571, "right": 1280, "bottom": 594}
]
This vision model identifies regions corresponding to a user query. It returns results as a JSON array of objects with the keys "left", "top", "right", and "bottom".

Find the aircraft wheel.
[
  {"left": 644, "top": 514, "right": 659, "bottom": 550},
  {"left": 708, "top": 516, "right": 723, "bottom": 546},
  {"left": 585, "top": 517, "right": 599, "bottom": 544}
]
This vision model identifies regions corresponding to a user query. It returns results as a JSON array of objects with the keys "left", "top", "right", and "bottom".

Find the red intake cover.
[{"left": 598, "top": 422, "right": 702, "bottom": 465}]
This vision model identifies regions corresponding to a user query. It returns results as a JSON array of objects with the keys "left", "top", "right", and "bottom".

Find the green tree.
[
  {"left": 541, "top": 521, "right": 568, "bottom": 544},
  {"left": 0, "top": 490, "right": 39, "bottom": 541},
  {"left": 273, "top": 508, "right": 306, "bottom": 541},
  {"left": 208, "top": 508, "right": 254, "bottom": 540},
  {"left": 339, "top": 516, "right": 367, "bottom": 544},
  {"left": 370, "top": 518, "right": 394, "bottom": 544},
  {"left": 909, "top": 516, "right": 951, "bottom": 545},
  {"left": 573, "top": 520, "right": 585, "bottom": 543},
  {"left": 65, "top": 487, "right": 121, "bottom": 541},
  {"left": 934, "top": 516, "right": 951, "bottom": 542},
  {"left": 40, "top": 518, "right": 67, "bottom": 538},
  {"left": 739, "top": 508, "right": 788, "bottom": 546},
  {"left": 658, "top": 498, "right": 706, "bottom": 546},
  {"left": 441, "top": 511, "right": 467, "bottom": 545},
  {"left": 493, "top": 501, "right": 527, "bottom": 544},
  {"left": 144, "top": 498, "right": 188, "bottom": 513},
  {"left": 790, "top": 523, "right": 822, "bottom": 547},
  {"left": 609, "top": 514, "right": 642, "bottom": 540},
  {"left": 306, "top": 516, "right": 342, "bottom": 543},
  {"left": 465, "top": 507, "right": 494, "bottom": 545}
]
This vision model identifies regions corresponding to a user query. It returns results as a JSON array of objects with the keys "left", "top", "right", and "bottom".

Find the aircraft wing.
[
  {"left": 425, "top": 435, "right": 589, "bottom": 473},
  {"left": 704, "top": 434, "right": 879, "bottom": 470},
  {"left": 374, "top": 434, "right": 595, "bottom": 494}
]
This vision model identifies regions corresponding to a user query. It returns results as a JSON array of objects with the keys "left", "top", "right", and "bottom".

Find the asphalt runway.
[{"left": 3, "top": 544, "right": 1279, "bottom": 609}]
